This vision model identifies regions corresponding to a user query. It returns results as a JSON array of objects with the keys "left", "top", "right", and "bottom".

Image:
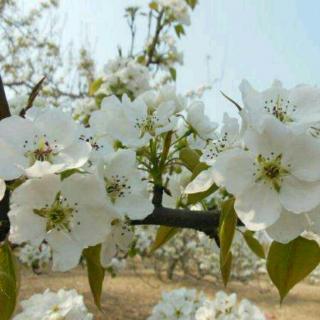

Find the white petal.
[
  {"left": 115, "top": 193, "right": 153, "bottom": 220},
  {"left": 24, "top": 161, "right": 65, "bottom": 178},
  {"left": 286, "top": 134, "right": 320, "bottom": 181},
  {"left": 0, "top": 115, "right": 36, "bottom": 151},
  {"left": 54, "top": 140, "right": 91, "bottom": 170},
  {"left": 185, "top": 168, "right": 215, "bottom": 194},
  {"left": 266, "top": 211, "right": 309, "bottom": 243},
  {"left": 61, "top": 173, "right": 107, "bottom": 208},
  {"left": 32, "top": 107, "right": 78, "bottom": 147},
  {"left": 211, "top": 149, "right": 255, "bottom": 196},
  {"left": 235, "top": 182, "right": 282, "bottom": 231},
  {"left": 280, "top": 175, "right": 320, "bottom": 213},
  {"left": 11, "top": 174, "right": 60, "bottom": 208},
  {"left": 8, "top": 206, "right": 46, "bottom": 245},
  {"left": 0, "top": 179, "right": 5, "bottom": 201},
  {"left": 244, "top": 117, "right": 292, "bottom": 157},
  {"left": 0, "top": 139, "right": 28, "bottom": 180},
  {"left": 100, "top": 234, "right": 117, "bottom": 267},
  {"left": 47, "top": 230, "right": 82, "bottom": 272},
  {"left": 72, "top": 208, "right": 111, "bottom": 247},
  {"left": 104, "top": 149, "right": 136, "bottom": 178}
]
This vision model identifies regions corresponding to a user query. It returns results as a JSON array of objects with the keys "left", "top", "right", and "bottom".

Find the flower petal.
[
  {"left": 185, "top": 168, "right": 215, "bottom": 194},
  {"left": 280, "top": 175, "right": 320, "bottom": 213},
  {"left": 8, "top": 206, "right": 46, "bottom": 245},
  {"left": 266, "top": 211, "right": 309, "bottom": 243},
  {"left": 211, "top": 149, "right": 255, "bottom": 196},
  {"left": 235, "top": 182, "right": 282, "bottom": 231}
]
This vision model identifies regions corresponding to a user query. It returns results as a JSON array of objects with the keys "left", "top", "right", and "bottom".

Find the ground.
[{"left": 17, "top": 267, "right": 320, "bottom": 320}]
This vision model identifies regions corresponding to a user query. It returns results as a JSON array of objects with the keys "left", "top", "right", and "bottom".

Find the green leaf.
[
  {"left": 219, "top": 198, "right": 237, "bottom": 286},
  {"left": 179, "top": 147, "right": 200, "bottom": 171},
  {"left": 169, "top": 67, "right": 177, "bottom": 81},
  {"left": 149, "top": 1, "right": 159, "bottom": 10},
  {"left": 60, "top": 168, "right": 83, "bottom": 180},
  {"left": 242, "top": 231, "right": 265, "bottom": 259},
  {"left": 89, "top": 78, "right": 104, "bottom": 96},
  {"left": 83, "top": 245, "right": 105, "bottom": 310},
  {"left": 267, "top": 237, "right": 320, "bottom": 303},
  {"left": 0, "top": 241, "right": 19, "bottom": 320},
  {"left": 186, "top": 0, "right": 198, "bottom": 9},
  {"left": 150, "top": 226, "right": 180, "bottom": 254},
  {"left": 187, "top": 184, "right": 218, "bottom": 205},
  {"left": 221, "top": 252, "right": 232, "bottom": 287},
  {"left": 174, "top": 24, "right": 185, "bottom": 38}
]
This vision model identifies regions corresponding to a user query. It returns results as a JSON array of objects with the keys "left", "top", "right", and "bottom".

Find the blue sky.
[{"left": 56, "top": 0, "right": 320, "bottom": 122}]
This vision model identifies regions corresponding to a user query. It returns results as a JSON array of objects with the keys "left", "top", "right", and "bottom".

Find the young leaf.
[
  {"left": 174, "top": 24, "right": 185, "bottom": 38},
  {"left": 242, "top": 230, "right": 265, "bottom": 259},
  {"left": 89, "top": 78, "right": 104, "bottom": 96},
  {"left": 179, "top": 147, "right": 200, "bottom": 171},
  {"left": 0, "top": 241, "right": 19, "bottom": 320},
  {"left": 267, "top": 237, "right": 320, "bottom": 303},
  {"left": 150, "top": 226, "right": 180, "bottom": 254},
  {"left": 149, "top": 1, "right": 159, "bottom": 10},
  {"left": 186, "top": 0, "right": 198, "bottom": 9},
  {"left": 169, "top": 67, "right": 177, "bottom": 81},
  {"left": 219, "top": 198, "right": 237, "bottom": 286},
  {"left": 83, "top": 245, "right": 105, "bottom": 310},
  {"left": 221, "top": 252, "right": 232, "bottom": 287}
]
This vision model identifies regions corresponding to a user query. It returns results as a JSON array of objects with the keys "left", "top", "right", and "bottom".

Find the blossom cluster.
[
  {"left": 187, "top": 80, "right": 320, "bottom": 244},
  {"left": 16, "top": 242, "right": 51, "bottom": 271},
  {"left": 148, "top": 288, "right": 266, "bottom": 320},
  {"left": 13, "top": 289, "right": 93, "bottom": 320}
]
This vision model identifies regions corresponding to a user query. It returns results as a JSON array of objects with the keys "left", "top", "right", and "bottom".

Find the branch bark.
[
  {"left": 131, "top": 207, "right": 221, "bottom": 238},
  {"left": 0, "top": 75, "right": 11, "bottom": 242}
]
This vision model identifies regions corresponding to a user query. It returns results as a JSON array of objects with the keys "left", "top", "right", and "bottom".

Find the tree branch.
[
  {"left": 0, "top": 74, "right": 11, "bottom": 242},
  {"left": 131, "top": 207, "right": 221, "bottom": 238}
]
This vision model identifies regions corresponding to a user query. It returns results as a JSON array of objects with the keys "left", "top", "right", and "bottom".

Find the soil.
[{"left": 17, "top": 267, "right": 320, "bottom": 320}]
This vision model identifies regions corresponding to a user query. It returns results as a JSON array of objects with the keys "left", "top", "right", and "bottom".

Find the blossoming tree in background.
[{"left": 1, "top": 0, "right": 320, "bottom": 319}]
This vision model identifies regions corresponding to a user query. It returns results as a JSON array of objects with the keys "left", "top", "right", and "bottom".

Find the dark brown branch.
[
  {"left": 131, "top": 207, "right": 221, "bottom": 238},
  {"left": 0, "top": 75, "right": 11, "bottom": 242},
  {"left": 146, "top": 10, "right": 165, "bottom": 66}
]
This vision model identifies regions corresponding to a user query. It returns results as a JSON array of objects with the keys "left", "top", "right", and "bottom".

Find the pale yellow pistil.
[
  {"left": 34, "top": 193, "right": 74, "bottom": 232},
  {"left": 254, "top": 154, "right": 289, "bottom": 192}
]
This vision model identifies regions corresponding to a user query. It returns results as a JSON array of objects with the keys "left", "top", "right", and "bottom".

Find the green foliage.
[
  {"left": 267, "top": 237, "right": 320, "bottom": 303},
  {"left": 83, "top": 245, "right": 105, "bottom": 311},
  {"left": 169, "top": 67, "right": 177, "bottom": 81},
  {"left": 0, "top": 241, "right": 19, "bottom": 320},
  {"left": 89, "top": 78, "right": 104, "bottom": 96},
  {"left": 219, "top": 198, "right": 237, "bottom": 286},
  {"left": 150, "top": 226, "right": 180, "bottom": 253},
  {"left": 174, "top": 24, "right": 185, "bottom": 38},
  {"left": 242, "top": 231, "right": 265, "bottom": 259},
  {"left": 149, "top": 1, "right": 159, "bottom": 10},
  {"left": 186, "top": 0, "right": 198, "bottom": 9},
  {"left": 179, "top": 147, "right": 200, "bottom": 172}
]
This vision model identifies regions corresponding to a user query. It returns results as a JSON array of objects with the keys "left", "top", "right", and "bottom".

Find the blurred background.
[{"left": 3, "top": 0, "right": 320, "bottom": 121}]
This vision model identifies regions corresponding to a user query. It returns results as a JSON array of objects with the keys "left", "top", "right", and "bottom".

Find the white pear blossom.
[
  {"left": 156, "top": 0, "right": 191, "bottom": 25},
  {"left": 240, "top": 79, "right": 320, "bottom": 134},
  {"left": 141, "top": 84, "right": 186, "bottom": 113},
  {"left": 90, "top": 95, "right": 177, "bottom": 148},
  {"left": 0, "top": 178, "right": 5, "bottom": 201},
  {"left": 200, "top": 113, "right": 241, "bottom": 165},
  {"left": 0, "top": 107, "right": 91, "bottom": 179},
  {"left": 148, "top": 288, "right": 205, "bottom": 320},
  {"left": 163, "top": 169, "right": 192, "bottom": 208},
  {"left": 16, "top": 242, "right": 51, "bottom": 270},
  {"left": 210, "top": 118, "right": 320, "bottom": 232},
  {"left": 100, "top": 220, "right": 134, "bottom": 267},
  {"left": 13, "top": 289, "right": 93, "bottom": 320},
  {"left": 186, "top": 101, "right": 218, "bottom": 140},
  {"left": 78, "top": 126, "right": 114, "bottom": 164},
  {"left": 102, "top": 149, "right": 153, "bottom": 219},
  {"left": 97, "top": 57, "right": 150, "bottom": 98},
  {"left": 9, "top": 173, "right": 115, "bottom": 271},
  {"left": 72, "top": 97, "right": 98, "bottom": 123}
]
